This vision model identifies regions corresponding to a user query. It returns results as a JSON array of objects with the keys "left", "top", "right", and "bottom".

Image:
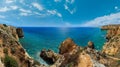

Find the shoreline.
[
  {"left": 39, "top": 24, "right": 120, "bottom": 67},
  {"left": 0, "top": 24, "right": 120, "bottom": 67}
]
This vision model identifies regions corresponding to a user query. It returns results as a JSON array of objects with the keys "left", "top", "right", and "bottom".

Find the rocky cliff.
[
  {"left": 1, "top": 24, "right": 120, "bottom": 67},
  {"left": 102, "top": 25, "right": 120, "bottom": 58},
  {"left": 40, "top": 24, "right": 120, "bottom": 67},
  {"left": 0, "top": 24, "right": 43, "bottom": 67}
]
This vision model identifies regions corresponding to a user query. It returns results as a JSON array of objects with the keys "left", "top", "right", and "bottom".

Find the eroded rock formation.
[
  {"left": 40, "top": 49, "right": 63, "bottom": 64},
  {"left": 0, "top": 24, "right": 42, "bottom": 67},
  {"left": 16, "top": 28, "right": 24, "bottom": 38},
  {"left": 2, "top": 24, "right": 120, "bottom": 67},
  {"left": 40, "top": 38, "right": 114, "bottom": 67},
  {"left": 59, "top": 38, "right": 78, "bottom": 54},
  {"left": 40, "top": 24, "right": 120, "bottom": 67},
  {"left": 102, "top": 25, "right": 120, "bottom": 58}
]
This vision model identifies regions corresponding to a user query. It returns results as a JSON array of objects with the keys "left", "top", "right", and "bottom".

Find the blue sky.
[{"left": 0, "top": 0, "right": 120, "bottom": 27}]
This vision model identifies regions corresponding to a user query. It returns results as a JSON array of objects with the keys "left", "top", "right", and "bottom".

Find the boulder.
[{"left": 88, "top": 41, "right": 94, "bottom": 49}]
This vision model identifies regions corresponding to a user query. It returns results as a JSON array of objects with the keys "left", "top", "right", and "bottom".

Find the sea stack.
[{"left": 16, "top": 28, "right": 24, "bottom": 38}]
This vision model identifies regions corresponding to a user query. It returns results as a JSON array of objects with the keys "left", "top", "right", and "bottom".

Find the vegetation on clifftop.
[{"left": 4, "top": 55, "right": 18, "bottom": 67}]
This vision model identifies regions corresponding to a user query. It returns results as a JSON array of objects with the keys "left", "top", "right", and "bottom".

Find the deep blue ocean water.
[{"left": 19, "top": 27, "right": 106, "bottom": 64}]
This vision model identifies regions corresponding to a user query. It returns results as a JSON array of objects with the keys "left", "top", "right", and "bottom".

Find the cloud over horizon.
[{"left": 81, "top": 12, "right": 120, "bottom": 27}]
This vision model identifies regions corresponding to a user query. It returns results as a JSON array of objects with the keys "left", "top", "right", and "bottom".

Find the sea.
[{"left": 19, "top": 27, "right": 107, "bottom": 64}]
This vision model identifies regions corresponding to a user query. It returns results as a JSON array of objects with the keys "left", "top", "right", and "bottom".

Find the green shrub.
[
  {"left": 33, "top": 60, "right": 40, "bottom": 65},
  {"left": 4, "top": 55, "right": 18, "bottom": 67},
  {"left": 68, "top": 62, "right": 74, "bottom": 67},
  {"left": 3, "top": 24, "right": 8, "bottom": 27},
  {"left": 3, "top": 48, "right": 8, "bottom": 55},
  {"left": 11, "top": 48, "right": 16, "bottom": 54}
]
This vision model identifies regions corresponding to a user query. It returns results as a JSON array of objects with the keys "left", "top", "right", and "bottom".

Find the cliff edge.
[
  {"left": 40, "top": 24, "right": 120, "bottom": 67},
  {"left": 0, "top": 24, "right": 42, "bottom": 67},
  {"left": 102, "top": 25, "right": 120, "bottom": 58}
]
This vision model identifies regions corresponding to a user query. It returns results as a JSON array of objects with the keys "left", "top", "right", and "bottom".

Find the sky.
[{"left": 0, "top": 0, "right": 120, "bottom": 27}]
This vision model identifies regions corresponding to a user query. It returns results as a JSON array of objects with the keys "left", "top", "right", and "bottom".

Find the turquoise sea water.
[{"left": 19, "top": 27, "right": 106, "bottom": 64}]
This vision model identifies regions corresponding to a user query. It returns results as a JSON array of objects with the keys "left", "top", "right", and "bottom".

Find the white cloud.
[
  {"left": 66, "top": 0, "right": 74, "bottom": 4},
  {"left": 57, "top": 13, "right": 62, "bottom": 17},
  {"left": 0, "top": 6, "right": 18, "bottom": 12},
  {"left": 19, "top": 8, "right": 32, "bottom": 13},
  {"left": 81, "top": 12, "right": 120, "bottom": 27},
  {"left": 64, "top": 4, "right": 68, "bottom": 10},
  {"left": 47, "top": 10, "right": 56, "bottom": 15},
  {"left": 19, "top": 13, "right": 29, "bottom": 16},
  {"left": 54, "top": 0, "right": 61, "bottom": 2},
  {"left": 33, "top": 12, "right": 47, "bottom": 17},
  {"left": 64, "top": 0, "right": 76, "bottom": 14},
  {"left": 19, "top": 8, "right": 32, "bottom": 16},
  {"left": 32, "top": 2, "right": 43, "bottom": 11},
  {"left": 47, "top": 10, "right": 62, "bottom": 17},
  {"left": 5, "top": 0, "right": 15, "bottom": 3},
  {"left": 64, "top": 4, "right": 76, "bottom": 14},
  {"left": 0, "top": 7, "right": 10, "bottom": 12},
  {"left": 10, "top": 6, "right": 18, "bottom": 10},
  {"left": 0, "top": 15, "right": 6, "bottom": 19},
  {"left": 34, "top": 12, "right": 42, "bottom": 15}
]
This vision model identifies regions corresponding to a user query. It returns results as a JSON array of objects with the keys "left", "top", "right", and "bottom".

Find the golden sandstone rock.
[
  {"left": 102, "top": 25, "right": 120, "bottom": 58},
  {"left": 59, "top": 38, "right": 77, "bottom": 54},
  {"left": 0, "top": 24, "right": 41, "bottom": 67}
]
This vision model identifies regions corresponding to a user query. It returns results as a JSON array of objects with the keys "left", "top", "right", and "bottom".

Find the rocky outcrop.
[
  {"left": 40, "top": 49, "right": 65, "bottom": 67},
  {"left": 3, "top": 24, "right": 120, "bottom": 67},
  {"left": 102, "top": 25, "right": 120, "bottom": 58},
  {"left": 0, "top": 24, "right": 42, "bottom": 67},
  {"left": 40, "top": 49, "right": 63, "bottom": 64},
  {"left": 58, "top": 38, "right": 81, "bottom": 67},
  {"left": 59, "top": 38, "right": 78, "bottom": 54},
  {"left": 40, "top": 38, "right": 116, "bottom": 67},
  {"left": 87, "top": 41, "right": 94, "bottom": 49},
  {"left": 101, "top": 24, "right": 120, "bottom": 30},
  {"left": 40, "top": 24, "right": 120, "bottom": 67},
  {"left": 16, "top": 28, "right": 24, "bottom": 38}
]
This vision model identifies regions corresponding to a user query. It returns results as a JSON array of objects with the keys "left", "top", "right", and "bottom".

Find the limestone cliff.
[
  {"left": 102, "top": 25, "right": 120, "bottom": 58},
  {"left": 40, "top": 24, "right": 120, "bottom": 67},
  {"left": 0, "top": 24, "right": 42, "bottom": 67},
  {"left": 3, "top": 24, "right": 120, "bottom": 67}
]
